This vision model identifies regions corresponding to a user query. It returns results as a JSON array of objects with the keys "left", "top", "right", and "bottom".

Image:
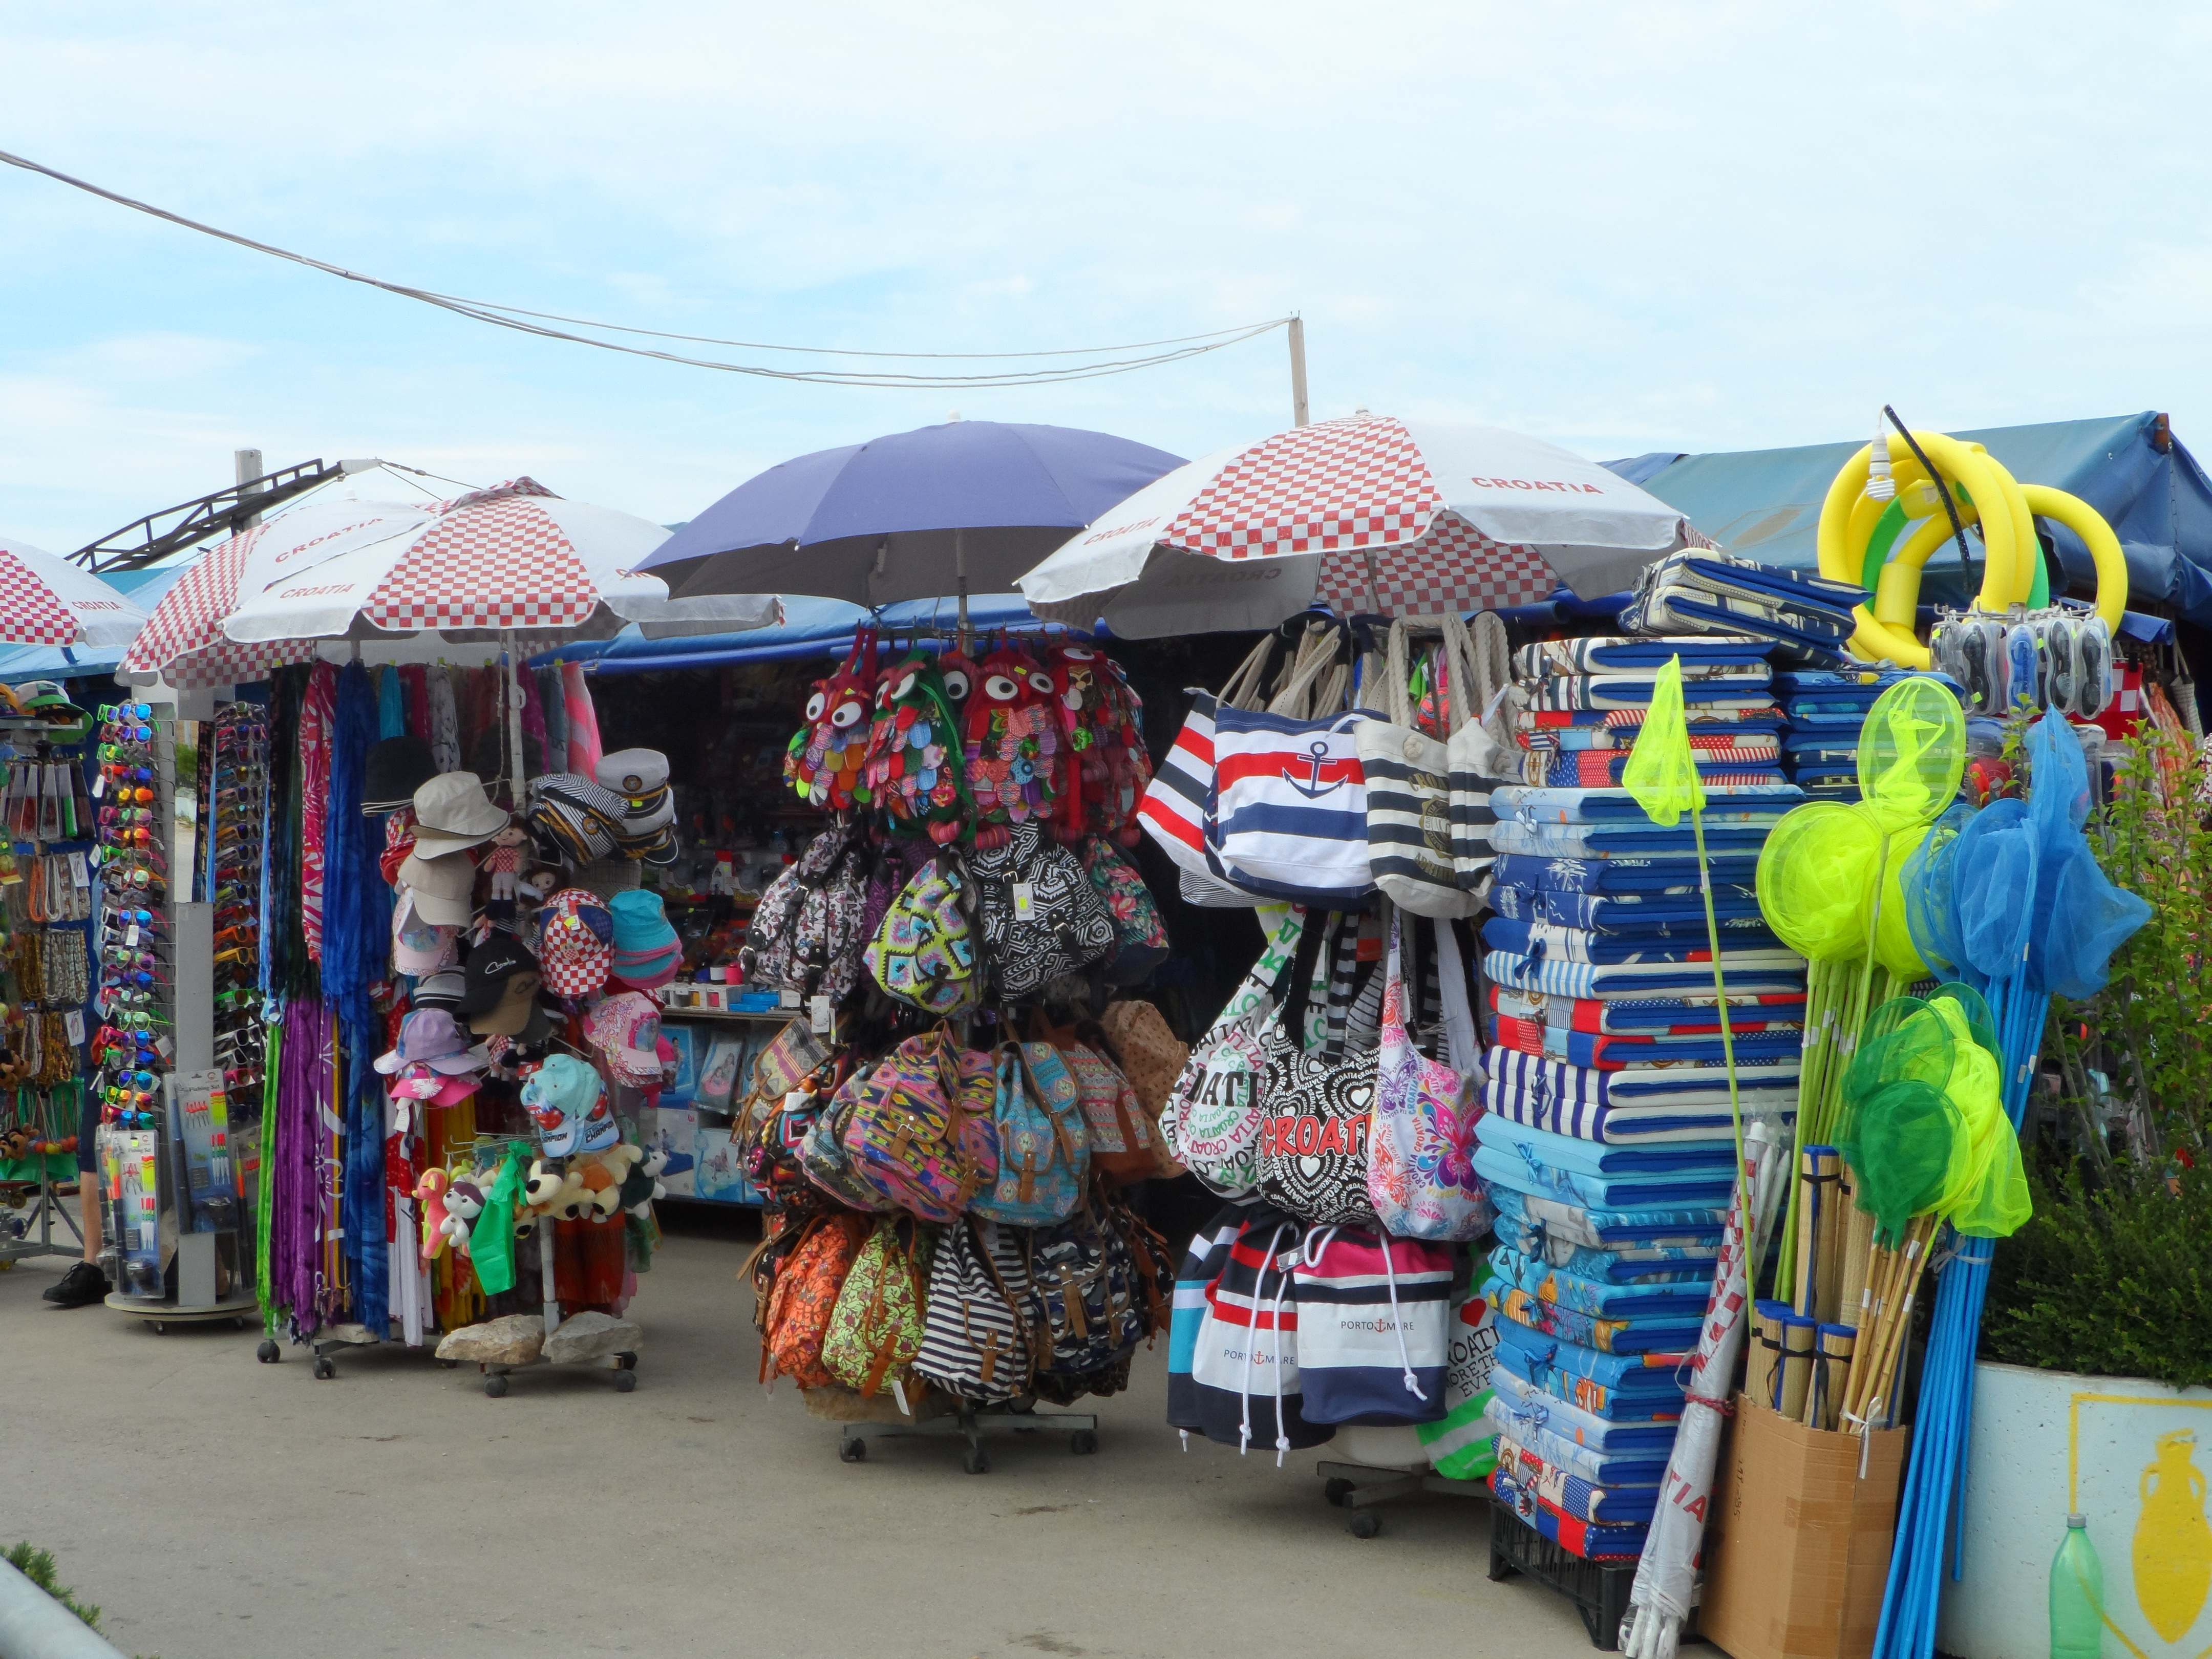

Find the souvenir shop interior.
[{"left": 3, "top": 413, "right": 2198, "bottom": 1659}]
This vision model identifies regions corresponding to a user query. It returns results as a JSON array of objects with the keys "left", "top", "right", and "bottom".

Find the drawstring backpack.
[
  {"left": 1368, "top": 908, "right": 1494, "bottom": 1241},
  {"left": 1168, "top": 1202, "right": 1255, "bottom": 1434},
  {"left": 1291, "top": 1225, "right": 1453, "bottom": 1427},
  {"left": 1188, "top": 1208, "right": 1333, "bottom": 1463}
]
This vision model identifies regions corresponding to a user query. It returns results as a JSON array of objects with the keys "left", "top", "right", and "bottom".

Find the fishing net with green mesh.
[{"left": 1857, "top": 675, "right": 1967, "bottom": 835}]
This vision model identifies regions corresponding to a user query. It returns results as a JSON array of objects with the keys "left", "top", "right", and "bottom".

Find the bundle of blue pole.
[{"left": 1873, "top": 711, "right": 2150, "bottom": 1658}]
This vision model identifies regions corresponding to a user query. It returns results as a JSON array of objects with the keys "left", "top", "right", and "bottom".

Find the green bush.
[
  {"left": 1982, "top": 724, "right": 2212, "bottom": 1386},
  {"left": 5, "top": 1542, "right": 101, "bottom": 1631},
  {"left": 1984, "top": 1162, "right": 2212, "bottom": 1389}
]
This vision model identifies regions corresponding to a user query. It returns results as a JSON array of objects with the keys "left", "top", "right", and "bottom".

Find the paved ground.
[{"left": 4, "top": 1207, "right": 1609, "bottom": 1659}]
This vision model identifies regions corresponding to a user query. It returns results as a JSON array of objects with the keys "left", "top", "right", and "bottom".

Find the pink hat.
[
  {"left": 392, "top": 889, "right": 461, "bottom": 979},
  {"left": 584, "top": 990, "right": 671, "bottom": 1087},
  {"left": 388, "top": 1062, "right": 481, "bottom": 1109}
]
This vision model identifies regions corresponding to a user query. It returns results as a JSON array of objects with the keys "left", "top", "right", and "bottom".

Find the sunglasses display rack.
[
  {"left": 91, "top": 697, "right": 254, "bottom": 1326},
  {"left": 208, "top": 704, "right": 268, "bottom": 1105},
  {"left": 0, "top": 715, "right": 96, "bottom": 1272}
]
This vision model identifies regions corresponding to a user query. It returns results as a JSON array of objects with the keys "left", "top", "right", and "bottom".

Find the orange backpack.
[{"left": 758, "top": 1210, "right": 870, "bottom": 1390}]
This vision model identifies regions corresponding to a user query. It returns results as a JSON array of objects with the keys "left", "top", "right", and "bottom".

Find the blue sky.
[{"left": 5, "top": 2, "right": 2210, "bottom": 554}]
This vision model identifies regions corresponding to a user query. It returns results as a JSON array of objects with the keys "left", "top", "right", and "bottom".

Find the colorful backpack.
[
  {"left": 864, "top": 651, "right": 972, "bottom": 845},
  {"left": 1058, "top": 1040, "right": 1161, "bottom": 1187},
  {"left": 963, "top": 643, "right": 1062, "bottom": 839},
  {"left": 821, "top": 1217, "right": 939, "bottom": 1401},
  {"left": 798, "top": 1069, "right": 896, "bottom": 1214},
  {"left": 1023, "top": 1206, "right": 1145, "bottom": 1378},
  {"left": 863, "top": 855, "right": 981, "bottom": 1015},
  {"left": 913, "top": 1216, "right": 1036, "bottom": 1404},
  {"left": 1079, "top": 836, "right": 1168, "bottom": 984},
  {"left": 743, "top": 821, "right": 868, "bottom": 994},
  {"left": 785, "top": 631, "right": 878, "bottom": 812},
  {"left": 838, "top": 1028, "right": 989, "bottom": 1224},
  {"left": 968, "top": 1040, "right": 1089, "bottom": 1226},
  {"left": 1048, "top": 644, "right": 1153, "bottom": 844},
  {"left": 759, "top": 1210, "right": 872, "bottom": 1390}
]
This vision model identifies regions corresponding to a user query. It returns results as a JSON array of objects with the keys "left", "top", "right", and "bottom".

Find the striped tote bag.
[
  {"left": 1136, "top": 634, "right": 1280, "bottom": 876},
  {"left": 1357, "top": 616, "right": 1483, "bottom": 918}
]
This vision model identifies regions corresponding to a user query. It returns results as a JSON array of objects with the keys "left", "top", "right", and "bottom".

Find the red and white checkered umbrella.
[
  {"left": 0, "top": 533, "right": 149, "bottom": 647},
  {"left": 123, "top": 477, "right": 779, "bottom": 689},
  {"left": 1017, "top": 413, "right": 1693, "bottom": 636}
]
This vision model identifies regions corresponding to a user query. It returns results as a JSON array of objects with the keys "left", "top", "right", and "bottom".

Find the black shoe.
[{"left": 41, "top": 1261, "right": 111, "bottom": 1308}]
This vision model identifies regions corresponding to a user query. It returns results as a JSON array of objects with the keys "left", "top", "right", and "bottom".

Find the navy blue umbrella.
[{"left": 639, "top": 419, "right": 1183, "bottom": 622}]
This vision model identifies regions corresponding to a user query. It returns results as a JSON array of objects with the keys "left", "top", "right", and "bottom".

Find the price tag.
[
  {"left": 125, "top": 924, "right": 140, "bottom": 948},
  {"left": 68, "top": 852, "right": 90, "bottom": 890},
  {"left": 1012, "top": 880, "right": 1036, "bottom": 920},
  {"left": 809, "top": 994, "right": 834, "bottom": 1036},
  {"left": 64, "top": 1010, "right": 86, "bottom": 1045},
  {"left": 155, "top": 1034, "right": 174, "bottom": 1061},
  {"left": 778, "top": 987, "right": 801, "bottom": 1009},
  {"left": 91, "top": 772, "right": 105, "bottom": 799}
]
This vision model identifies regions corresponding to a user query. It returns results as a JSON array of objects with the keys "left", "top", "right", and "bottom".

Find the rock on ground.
[
  {"left": 545, "top": 1310, "right": 643, "bottom": 1365},
  {"left": 434, "top": 1313, "right": 546, "bottom": 1366}
]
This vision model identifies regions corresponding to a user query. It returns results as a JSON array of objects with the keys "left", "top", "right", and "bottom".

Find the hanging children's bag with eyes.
[
  {"left": 864, "top": 649, "right": 972, "bottom": 844},
  {"left": 1047, "top": 643, "right": 1153, "bottom": 845},
  {"left": 785, "top": 629, "right": 879, "bottom": 812},
  {"left": 963, "top": 642, "right": 1063, "bottom": 845}
]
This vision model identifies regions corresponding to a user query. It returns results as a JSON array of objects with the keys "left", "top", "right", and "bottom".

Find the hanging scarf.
[
  {"left": 427, "top": 667, "right": 461, "bottom": 774},
  {"left": 563, "top": 662, "right": 603, "bottom": 778},
  {"left": 254, "top": 1016, "right": 282, "bottom": 1330},
  {"left": 324, "top": 662, "right": 390, "bottom": 1337},
  {"left": 262, "top": 669, "right": 315, "bottom": 1002},
  {"left": 519, "top": 658, "right": 549, "bottom": 779},
  {"left": 535, "top": 666, "right": 568, "bottom": 772},
  {"left": 298, "top": 664, "right": 338, "bottom": 964},
  {"left": 377, "top": 666, "right": 406, "bottom": 739},
  {"left": 400, "top": 664, "right": 430, "bottom": 744},
  {"left": 269, "top": 995, "right": 337, "bottom": 1334}
]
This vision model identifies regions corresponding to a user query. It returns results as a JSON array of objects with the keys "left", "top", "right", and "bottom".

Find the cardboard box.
[{"left": 1701, "top": 1396, "right": 1910, "bottom": 1659}]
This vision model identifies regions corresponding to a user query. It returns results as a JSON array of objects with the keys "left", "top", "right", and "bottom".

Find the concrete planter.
[{"left": 1940, "top": 1360, "right": 2212, "bottom": 1658}]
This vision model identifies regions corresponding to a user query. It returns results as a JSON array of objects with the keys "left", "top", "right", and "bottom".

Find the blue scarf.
[{"left": 323, "top": 662, "right": 391, "bottom": 1333}]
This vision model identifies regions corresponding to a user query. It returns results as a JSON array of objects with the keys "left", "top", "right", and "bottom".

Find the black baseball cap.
[{"left": 456, "top": 936, "right": 541, "bottom": 1016}]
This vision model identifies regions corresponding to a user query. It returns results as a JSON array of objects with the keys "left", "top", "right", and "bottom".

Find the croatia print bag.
[
  {"left": 1356, "top": 615, "right": 1484, "bottom": 919},
  {"left": 1367, "top": 909, "right": 1492, "bottom": 1242},
  {"left": 1251, "top": 919, "right": 1382, "bottom": 1228},
  {"left": 1162, "top": 909, "right": 1323, "bottom": 1198}
]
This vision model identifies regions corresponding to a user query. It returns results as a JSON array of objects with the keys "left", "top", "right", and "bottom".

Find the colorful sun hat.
[
  {"left": 372, "top": 1008, "right": 488, "bottom": 1076},
  {"left": 391, "top": 888, "right": 460, "bottom": 978},
  {"left": 535, "top": 887, "right": 614, "bottom": 998},
  {"left": 585, "top": 990, "right": 674, "bottom": 1087}
]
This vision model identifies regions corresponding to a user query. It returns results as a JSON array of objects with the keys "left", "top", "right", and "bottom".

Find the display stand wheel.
[
  {"left": 961, "top": 1444, "right": 991, "bottom": 1476},
  {"left": 1324, "top": 1477, "right": 1355, "bottom": 1508},
  {"left": 613, "top": 1369, "right": 637, "bottom": 1393},
  {"left": 1347, "top": 1512, "right": 1382, "bottom": 1539},
  {"left": 312, "top": 1356, "right": 336, "bottom": 1380},
  {"left": 1070, "top": 1430, "right": 1099, "bottom": 1456},
  {"left": 256, "top": 1339, "right": 281, "bottom": 1364},
  {"left": 839, "top": 1436, "right": 867, "bottom": 1464},
  {"left": 616, "top": 1351, "right": 637, "bottom": 1370},
  {"left": 484, "top": 1373, "right": 509, "bottom": 1398}
]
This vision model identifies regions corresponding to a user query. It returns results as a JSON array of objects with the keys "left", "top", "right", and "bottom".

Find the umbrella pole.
[
  {"left": 955, "top": 526, "right": 970, "bottom": 656},
  {"left": 503, "top": 629, "right": 528, "bottom": 805}
]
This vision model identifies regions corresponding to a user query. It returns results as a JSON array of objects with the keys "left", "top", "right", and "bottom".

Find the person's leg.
[{"left": 43, "top": 1088, "right": 110, "bottom": 1307}]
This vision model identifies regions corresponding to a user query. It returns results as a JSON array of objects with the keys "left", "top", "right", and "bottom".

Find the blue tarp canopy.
[
  {"left": 534, "top": 591, "right": 1065, "bottom": 675},
  {"left": 1608, "top": 412, "right": 2212, "bottom": 625}
]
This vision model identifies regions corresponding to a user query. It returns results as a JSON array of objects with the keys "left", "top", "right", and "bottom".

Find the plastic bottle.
[{"left": 2051, "top": 1512, "right": 2107, "bottom": 1659}]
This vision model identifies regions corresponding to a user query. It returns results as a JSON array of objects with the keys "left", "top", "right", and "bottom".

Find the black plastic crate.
[{"left": 1486, "top": 1493, "right": 1639, "bottom": 1650}]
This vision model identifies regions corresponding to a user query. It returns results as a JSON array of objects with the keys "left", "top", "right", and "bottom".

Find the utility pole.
[
  {"left": 235, "top": 447, "right": 267, "bottom": 527},
  {"left": 1287, "top": 315, "right": 1309, "bottom": 428}
]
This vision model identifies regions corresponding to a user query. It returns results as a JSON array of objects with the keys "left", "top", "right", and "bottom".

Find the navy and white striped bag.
[
  {"left": 1188, "top": 1206, "right": 1333, "bottom": 1460},
  {"left": 1292, "top": 1226, "right": 1453, "bottom": 1426},
  {"left": 1206, "top": 703, "right": 1374, "bottom": 907}
]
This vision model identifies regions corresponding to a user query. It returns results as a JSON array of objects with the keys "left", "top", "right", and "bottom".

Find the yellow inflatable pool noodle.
[
  {"left": 2020, "top": 484, "right": 2129, "bottom": 631},
  {"left": 1818, "top": 441, "right": 1935, "bottom": 667}
]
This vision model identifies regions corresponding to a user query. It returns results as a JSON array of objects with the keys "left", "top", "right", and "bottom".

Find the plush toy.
[
  {"left": 963, "top": 642, "right": 1062, "bottom": 842},
  {"left": 523, "top": 1157, "right": 566, "bottom": 1209},
  {"left": 415, "top": 1168, "right": 453, "bottom": 1263},
  {"left": 482, "top": 823, "right": 531, "bottom": 905},
  {"left": 619, "top": 1145, "right": 669, "bottom": 1216},
  {"left": 578, "top": 1156, "right": 623, "bottom": 1220},
  {"left": 440, "top": 1174, "right": 486, "bottom": 1259}
]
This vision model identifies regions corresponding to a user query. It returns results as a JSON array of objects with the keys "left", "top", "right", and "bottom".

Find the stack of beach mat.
[
  {"left": 1621, "top": 545, "right": 1866, "bottom": 664},
  {"left": 1773, "top": 666, "right": 1969, "bottom": 801},
  {"left": 1479, "top": 633, "right": 1807, "bottom": 1561}
]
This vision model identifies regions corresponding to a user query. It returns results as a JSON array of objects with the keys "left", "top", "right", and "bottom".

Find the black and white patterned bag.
[
  {"left": 913, "top": 1216, "right": 1036, "bottom": 1403},
  {"left": 969, "top": 821, "right": 1117, "bottom": 1001},
  {"left": 1251, "top": 917, "right": 1382, "bottom": 1227}
]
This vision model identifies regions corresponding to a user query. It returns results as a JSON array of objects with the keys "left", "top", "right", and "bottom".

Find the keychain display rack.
[{"left": 94, "top": 693, "right": 259, "bottom": 1329}]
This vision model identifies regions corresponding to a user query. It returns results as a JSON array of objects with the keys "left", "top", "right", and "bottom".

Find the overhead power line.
[{"left": 0, "top": 147, "right": 1290, "bottom": 388}]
